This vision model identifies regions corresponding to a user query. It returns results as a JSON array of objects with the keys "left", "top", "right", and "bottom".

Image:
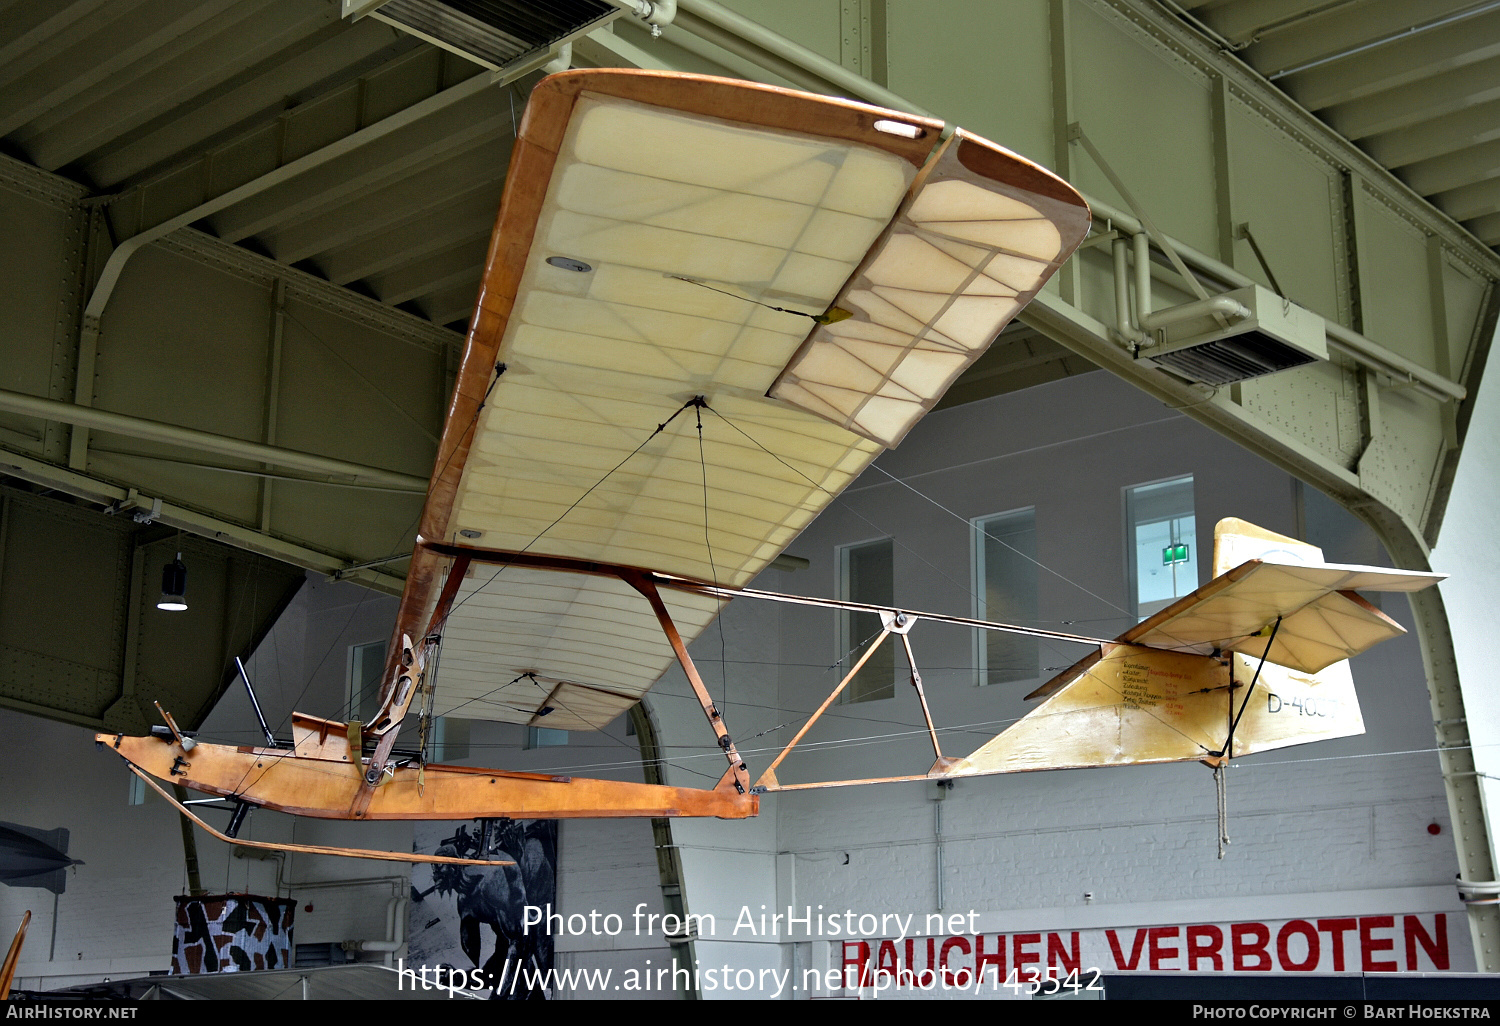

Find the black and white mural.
[{"left": 409, "top": 818, "right": 557, "bottom": 999}]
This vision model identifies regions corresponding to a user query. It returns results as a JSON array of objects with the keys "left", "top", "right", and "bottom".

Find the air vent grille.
[
  {"left": 373, "top": 0, "right": 617, "bottom": 71},
  {"left": 1150, "top": 331, "right": 1320, "bottom": 386},
  {"left": 1141, "top": 284, "right": 1327, "bottom": 386}
]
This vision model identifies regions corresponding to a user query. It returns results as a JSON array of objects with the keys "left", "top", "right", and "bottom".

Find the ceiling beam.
[
  {"left": 261, "top": 137, "right": 509, "bottom": 264},
  {"left": 85, "top": 68, "right": 497, "bottom": 326},
  {"left": 0, "top": 0, "right": 241, "bottom": 140},
  {"left": 1436, "top": 174, "right": 1500, "bottom": 224},
  {"left": 365, "top": 236, "right": 489, "bottom": 307},
  {"left": 12, "top": 0, "right": 336, "bottom": 172},
  {"left": 1282, "top": 8, "right": 1500, "bottom": 111},
  {"left": 1247, "top": 0, "right": 1476, "bottom": 76},
  {"left": 0, "top": 447, "right": 406, "bottom": 594},
  {"left": 316, "top": 186, "right": 499, "bottom": 284},
  {"left": 0, "top": 386, "right": 428, "bottom": 491},
  {"left": 0, "top": 0, "right": 140, "bottom": 96},
  {"left": 1364, "top": 96, "right": 1500, "bottom": 169},
  {"left": 1324, "top": 53, "right": 1500, "bottom": 141},
  {"left": 80, "top": 16, "right": 410, "bottom": 188},
  {"left": 420, "top": 282, "right": 486, "bottom": 328},
  {"left": 1191, "top": 0, "right": 1338, "bottom": 47},
  {"left": 1401, "top": 137, "right": 1500, "bottom": 198},
  {"left": 209, "top": 101, "right": 509, "bottom": 244},
  {"left": 1466, "top": 211, "right": 1500, "bottom": 246}
]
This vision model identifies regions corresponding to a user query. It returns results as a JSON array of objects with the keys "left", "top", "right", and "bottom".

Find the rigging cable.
[
  {"left": 219, "top": 362, "right": 512, "bottom": 800},
  {"left": 703, "top": 402, "right": 1129, "bottom": 625},
  {"left": 861, "top": 461, "right": 1224, "bottom": 658},
  {"left": 433, "top": 395, "right": 705, "bottom": 634},
  {"left": 1224, "top": 616, "right": 1282, "bottom": 755},
  {"left": 430, "top": 396, "right": 1135, "bottom": 778},
  {"left": 695, "top": 401, "right": 733, "bottom": 723},
  {"left": 698, "top": 404, "right": 1123, "bottom": 663},
  {"left": 668, "top": 276, "right": 846, "bottom": 324},
  {"left": 866, "top": 463, "right": 1130, "bottom": 618}
]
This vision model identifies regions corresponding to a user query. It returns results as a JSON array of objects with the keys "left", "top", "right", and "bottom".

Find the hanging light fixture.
[{"left": 157, "top": 553, "right": 187, "bottom": 611}]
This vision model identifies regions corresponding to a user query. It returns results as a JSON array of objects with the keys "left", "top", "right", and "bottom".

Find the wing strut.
[
  {"left": 1207, "top": 614, "right": 1282, "bottom": 858},
  {"left": 755, "top": 620, "right": 897, "bottom": 790},
  {"left": 902, "top": 632, "right": 957, "bottom": 774},
  {"left": 621, "top": 569, "right": 750, "bottom": 795},
  {"left": 1215, "top": 615, "right": 1283, "bottom": 761}
]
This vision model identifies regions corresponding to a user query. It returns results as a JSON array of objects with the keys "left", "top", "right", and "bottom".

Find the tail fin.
[
  {"left": 1211, "top": 517, "right": 1363, "bottom": 756},
  {"left": 1212, "top": 516, "right": 1322, "bottom": 574}
]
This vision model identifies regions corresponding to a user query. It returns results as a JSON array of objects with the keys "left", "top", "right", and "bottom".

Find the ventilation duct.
[
  {"left": 1141, "top": 284, "right": 1327, "bottom": 387},
  {"left": 344, "top": 0, "right": 621, "bottom": 75}
]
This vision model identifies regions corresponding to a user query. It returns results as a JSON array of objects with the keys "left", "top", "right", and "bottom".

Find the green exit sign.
[{"left": 1162, "top": 543, "right": 1189, "bottom": 565}]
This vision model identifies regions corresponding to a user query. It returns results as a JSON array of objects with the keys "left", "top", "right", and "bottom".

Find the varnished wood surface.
[
  {"left": 103, "top": 732, "right": 758, "bottom": 821},
  {"left": 124, "top": 765, "right": 514, "bottom": 867}
]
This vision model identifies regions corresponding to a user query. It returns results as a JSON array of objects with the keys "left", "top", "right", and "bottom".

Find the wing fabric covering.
[
  {"left": 449, "top": 93, "right": 906, "bottom": 582},
  {"left": 395, "top": 71, "right": 1091, "bottom": 731},
  {"left": 770, "top": 135, "right": 1090, "bottom": 447},
  {"left": 1122, "top": 562, "right": 1429, "bottom": 674},
  {"left": 430, "top": 567, "right": 722, "bottom": 730}
]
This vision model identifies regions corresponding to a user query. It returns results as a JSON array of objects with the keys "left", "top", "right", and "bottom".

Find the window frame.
[
  {"left": 835, "top": 536, "right": 896, "bottom": 704},
  {"left": 971, "top": 505, "right": 1039, "bottom": 686},
  {"left": 431, "top": 716, "right": 470, "bottom": 762},
  {"left": 347, "top": 638, "right": 387, "bottom": 723},
  {"left": 526, "top": 726, "right": 569, "bottom": 749},
  {"left": 1124, "top": 474, "right": 1199, "bottom": 620}
]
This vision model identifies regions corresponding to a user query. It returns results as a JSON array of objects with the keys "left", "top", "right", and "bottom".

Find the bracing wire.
[
  {"left": 867, "top": 463, "right": 1131, "bottom": 618},
  {"left": 432, "top": 395, "right": 704, "bottom": 634},
  {"left": 220, "top": 361, "right": 514, "bottom": 799},
  {"left": 695, "top": 401, "right": 733, "bottom": 717},
  {"left": 699, "top": 405, "right": 1119, "bottom": 660}
]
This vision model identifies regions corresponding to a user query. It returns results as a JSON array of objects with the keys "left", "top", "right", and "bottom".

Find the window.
[
  {"left": 348, "top": 639, "right": 387, "bottom": 722},
  {"left": 431, "top": 717, "right": 470, "bottom": 762},
  {"left": 1126, "top": 476, "right": 1198, "bottom": 618},
  {"left": 973, "top": 508, "right": 1038, "bottom": 684},
  {"left": 837, "top": 538, "right": 895, "bottom": 703},
  {"left": 127, "top": 772, "right": 146, "bottom": 806},
  {"left": 527, "top": 726, "right": 569, "bottom": 748}
]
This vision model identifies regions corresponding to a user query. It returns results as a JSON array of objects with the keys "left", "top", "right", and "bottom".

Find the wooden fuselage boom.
[{"left": 99, "top": 732, "right": 756, "bottom": 821}]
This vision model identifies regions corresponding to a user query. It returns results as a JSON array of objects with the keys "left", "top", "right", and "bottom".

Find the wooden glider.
[
  {"left": 122, "top": 763, "right": 513, "bottom": 867},
  {"left": 97, "top": 67, "right": 1093, "bottom": 852},
  {"left": 97, "top": 70, "right": 1437, "bottom": 851},
  {"left": 99, "top": 70, "right": 1434, "bottom": 840}
]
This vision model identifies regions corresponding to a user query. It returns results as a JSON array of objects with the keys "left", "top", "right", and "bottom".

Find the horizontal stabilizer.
[
  {"left": 1029, "top": 519, "right": 1441, "bottom": 700},
  {"left": 1123, "top": 561, "right": 1432, "bottom": 673}
]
